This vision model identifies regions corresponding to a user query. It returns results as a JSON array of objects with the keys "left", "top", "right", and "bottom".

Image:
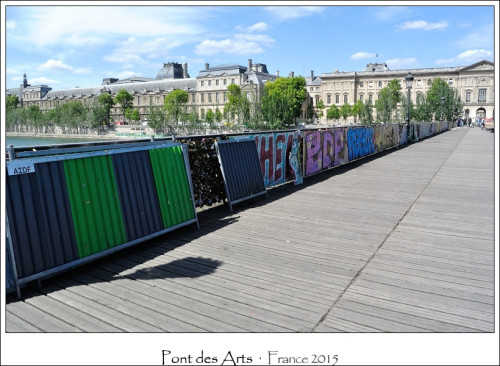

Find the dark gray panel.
[
  {"left": 216, "top": 139, "right": 267, "bottom": 211},
  {"left": 5, "top": 161, "right": 79, "bottom": 279},
  {"left": 112, "top": 150, "right": 163, "bottom": 241}
]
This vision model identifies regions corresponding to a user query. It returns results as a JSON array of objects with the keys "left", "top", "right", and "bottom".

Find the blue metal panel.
[
  {"left": 112, "top": 150, "right": 163, "bottom": 241},
  {"left": 5, "top": 161, "right": 79, "bottom": 279},
  {"left": 215, "top": 139, "right": 267, "bottom": 212},
  {"left": 5, "top": 247, "right": 15, "bottom": 293}
]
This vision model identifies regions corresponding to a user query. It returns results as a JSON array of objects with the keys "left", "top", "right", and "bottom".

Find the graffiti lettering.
[{"left": 347, "top": 127, "right": 375, "bottom": 161}]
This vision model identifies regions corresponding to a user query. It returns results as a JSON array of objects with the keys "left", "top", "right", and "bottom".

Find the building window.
[
  {"left": 344, "top": 94, "right": 348, "bottom": 104},
  {"left": 427, "top": 79, "right": 432, "bottom": 86},
  {"left": 466, "top": 91, "right": 471, "bottom": 103},
  {"left": 417, "top": 80, "right": 422, "bottom": 87},
  {"left": 224, "top": 92, "right": 227, "bottom": 102},
  {"left": 201, "top": 81, "right": 204, "bottom": 87},
  {"left": 223, "top": 79, "right": 227, "bottom": 85},
  {"left": 216, "top": 92, "right": 219, "bottom": 103},
  {"left": 208, "top": 80, "right": 212, "bottom": 86},
  {"left": 231, "top": 78, "right": 235, "bottom": 84},
  {"left": 478, "top": 88, "right": 486, "bottom": 102},
  {"left": 378, "top": 81, "right": 382, "bottom": 87},
  {"left": 208, "top": 93, "right": 212, "bottom": 103},
  {"left": 310, "top": 87, "right": 313, "bottom": 91},
  {"left": 327, "top": 94, "right": 331, "bottom": 104},
  {"left": 368, "top": 94, "right": 373, "bottom": 102},
  {"left": 369, "top": 81, "right": 373, "bottom": 88},
  {"left": 335, "top": 94, "right": 339, "bottom": 104},
  {"left": 216, "top": 80, "right": 219, "bottom": 86},
  {"left": 448, "top": 79, "right": 453, "bottom": 86},
  {"left": 359, "top": 94, "right": 364, "bottom": 102},
  {"left": 359, "top": 81, "right": 364, "bottom": 87},
  {"left": 315, "top": 95, "right": 320, "bottom": 106},
  {"left": 201, "top": 93, "right": 204, "bottom": 103},
  {"left": 316, "top": 87, "right": 319, "bottom": 91}
]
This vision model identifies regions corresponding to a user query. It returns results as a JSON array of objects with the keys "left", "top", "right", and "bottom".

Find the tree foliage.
[
  {"left": 261, "top": 76, "right": 306, "bottom": 129},
  {"left": 6, "top": 95, "right": 19, "bottom": 109},
  {"left": 164, "top": 89, "right": 189, "bottom": 124},
  {"left": 326, "top": 104, "right": 340, "bottom": 123},
  {"left": 114, "top": 89, "right": 134, "bottom": 116},
  {"left": 375, "top": 78, "right": 403, "bottom": 123}
]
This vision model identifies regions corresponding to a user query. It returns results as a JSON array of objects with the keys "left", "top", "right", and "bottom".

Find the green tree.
[
  {"left": 306, "top": 100, "right": 315, "bottom": 120},
  {"left": 215, "top": 108, "right": 223, "bottom": 123},
  {"left": 6, "top": 95, "right": 19, "bottom": 109},
  {"left": 125, "top": 108, "right": 140, "bottom": 123},
  {"left": 147, "top": 104, "right": 166, "bottom": 134},
  {"left": 359, "top": 100, "right": 374, "bottom": 125},
  {"left": 261, "top": 76, "right": 306, "bottom": 129},
  {"left": 114, "top": 89, "right": 134, "bottom": 121},
  {"left": 315, "top": 99, "right": 325, "bottom": 120},
  {"left": 339, "top": 103, "right": 352, "bottom": 123},
  {"left": 206, "top": 108, "right": 214, "bottom": 124},
  {"left": 351, "top": 100, "right": 364, "bottom": 124},
  {"left": 87, "top": 99, "right": 109, "bottom": 130},
  {"left": 375, "top": 78, "right": 402, "bottom": 123},
  {"left": 164, "top": 89, "right": 189, "bottom": 124},
  {"left": 426, "top": 78, "right": 463, "bottom": 121},
  {"left": 224, "top": 84, "right": 243, "bottom": 122},
  {"left": 326, "top": 104, "right": 340, "bottom": 123},
  {"left": 97, "top": 93, "right": 115, "bottom": 125},
  {"left": 59, "top": 101, "right": 86, "bottom": 128}
]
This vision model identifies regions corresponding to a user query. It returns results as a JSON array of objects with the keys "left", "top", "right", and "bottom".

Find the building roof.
[{"left": 43, "top": 78, "right": 197, "bottom": 100}]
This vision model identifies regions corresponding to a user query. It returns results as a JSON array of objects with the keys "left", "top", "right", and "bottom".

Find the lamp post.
[
  {"left": 405, "top": 73, "right": 414, "bottom": 141},
  {"left": 440, "top": 97, "right": 445, "bottom": 121}
]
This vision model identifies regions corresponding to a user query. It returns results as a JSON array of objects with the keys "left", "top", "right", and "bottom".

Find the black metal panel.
[
  {"left": 5, "top": 161, "right": 79, "bottom": 279},
  {"left": 112, "top": 150, "right": 163, "bottom": 241},
  {"left": 216, "top": 139, "right": 267, "bottom": 211}
]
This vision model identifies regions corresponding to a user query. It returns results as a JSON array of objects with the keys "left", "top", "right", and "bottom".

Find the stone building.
[
  {"left": 6, "top": 59, "right": 494, "bottom": 126},
  {"left": 315, "top": 59, "right": 495, "bottom": 124}
]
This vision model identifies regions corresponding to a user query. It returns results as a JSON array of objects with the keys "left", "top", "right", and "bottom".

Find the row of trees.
[
  {"left": 316, "top": 77, "right": 463, "bottom": 125},
  {"left": 5, "top": 76, "right": 463, "bottom": 135}
]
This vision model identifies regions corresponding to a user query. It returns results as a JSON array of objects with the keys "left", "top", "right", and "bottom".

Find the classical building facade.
[
  {"left": 6, "top": 59, "right": 494, "bottom": 125},
  {"left": 315, "top": 59, "right": 495, "bottom": 124}
]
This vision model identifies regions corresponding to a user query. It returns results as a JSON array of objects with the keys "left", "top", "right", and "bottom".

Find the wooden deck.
[{"left": 4, "top": 127, "right": 496, "bottom": 336}]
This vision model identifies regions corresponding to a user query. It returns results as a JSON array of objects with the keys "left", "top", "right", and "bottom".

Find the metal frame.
[
  {"left": 5, "top": 141, "right": 199, "bottom": 298},
  {"left": 215, "top": 139, "right": 268, "bottom": 212}
]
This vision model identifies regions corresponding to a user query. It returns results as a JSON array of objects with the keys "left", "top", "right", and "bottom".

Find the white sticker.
[{"left": 7, "top": 160, "right": 36, "bottom": 176}]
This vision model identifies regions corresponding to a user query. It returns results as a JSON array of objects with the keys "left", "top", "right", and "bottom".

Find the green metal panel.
[
  {"left": 149, "top": 146, "right": 195, "bottom": 228},
  {"left": 63, "top": 155, "right": 126, "bottom": 258}
]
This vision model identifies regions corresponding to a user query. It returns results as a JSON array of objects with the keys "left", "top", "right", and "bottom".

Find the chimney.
[
  {"left": 248, "top": 59, "right": 253, "bottom": 71},
  {"left": 291, "top": 71, "right": 294, "bottom": 77},
  {"left": 276, "top": 70, "right": 279, "bottom": 77},
  {"left": 205, "top": 63, "right": 209, "bottom": 70},
  {"left": 310, "top": 70, "right": 314, "bottom": 79},
  {"left": 182, "top": 63, "right": 188, "bottom": 78}
]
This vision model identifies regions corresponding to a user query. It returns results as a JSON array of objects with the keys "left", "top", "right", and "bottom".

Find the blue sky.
[{"left": 2, "top": 2, "right": 497, "bottom": 91}]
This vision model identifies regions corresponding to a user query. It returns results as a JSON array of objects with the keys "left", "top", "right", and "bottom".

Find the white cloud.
[
  {"left": 247, "top": 22, "right": 268, "bottom": 32},
  {"left": 436, "top": 49, "right": 493, "bottom": 65},
  {"left": 38, "top": 59, "right": 73, "bottom": 72},
  {"left": 115, "top": 70, "right": 143, "bottom": 79},
  {"left": 30, "top": 76, "right": 60, "bottom": 85},
  {"left": 74, "top": 67, "right": 92, "bottom": 75},
  {"left": 6, "top": 20, "right": 16, "bottom": 29},
  {"left": 10, "top": 7, "right": 207, "bottom": 49},
  {"left": 6, "top": 68, "right": 19, "bottom": 75},
  {"left": 351, "top": 52, "right": 377, "bottom": 60},
  {"left": 195, "top": 33, "right": 275, "bottom": 56},
  {"left": 385, "top": 58, "right": 418, "bottom": 69},
  {"left": 398, "top": 20, "right": 449, "bottom": 31},
  {"left": 237, "top": 22, "right": 269, "bottom": 33},
  {"left": 457, "top": 49, "right": 492, "bottom": 60},
  {"left": 265, "top": 6, "right": 324, "bottom": 20}
]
